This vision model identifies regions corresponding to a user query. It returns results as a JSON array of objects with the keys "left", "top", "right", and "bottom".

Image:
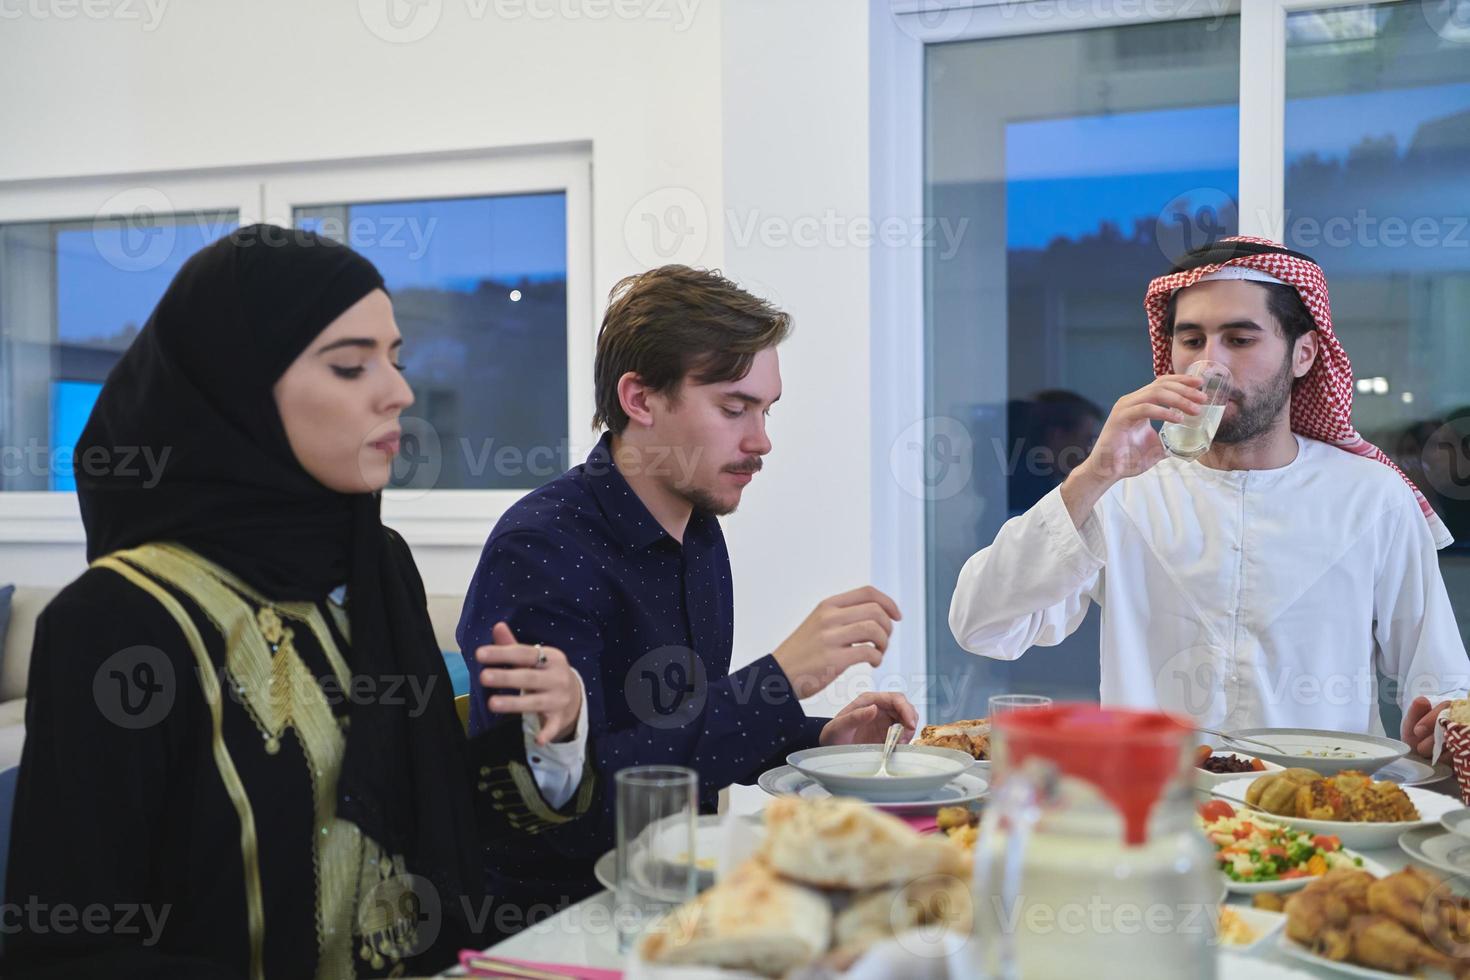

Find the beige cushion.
[
  {"left": 425, "top": 594, "right": 464, "bottom": 654},
  {"left": 0, "top": 698, "right": 26, "bottom": 727},
  {"left": 0, "top": 721, "right": 24, "bottom": 771},
  {"left": 3, "top": 587, "right": 56, "bottom": 703}
]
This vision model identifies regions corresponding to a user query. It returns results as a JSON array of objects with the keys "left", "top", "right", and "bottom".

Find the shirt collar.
[
  {"left": 1175, "top": 433, "right": 1308, "bottom": 486},
  {"left": 585, "top": 431, "right": 705, "bottom": 551}
]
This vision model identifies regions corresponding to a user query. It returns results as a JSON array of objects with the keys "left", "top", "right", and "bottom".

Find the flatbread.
[
  {"left": 638, "top": 860, "right": 832, "bottom": 977},
  {"left": 760, "top": 797, "right": 969, "bottom": 890},
  {"left": 915, "top": 719, "right": 990, "bottom": 760}
]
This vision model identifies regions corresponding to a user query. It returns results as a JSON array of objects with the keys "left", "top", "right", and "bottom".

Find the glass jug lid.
[{"left": 992, "top": 704, "right": 1192, "bottom": 845}]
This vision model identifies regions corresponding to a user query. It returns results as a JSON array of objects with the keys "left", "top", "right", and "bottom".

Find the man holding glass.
[
  {"left": 949, "top": 237, "right": 1467, "bottom": 756},
  {"left": 459, "top": 265, "right": 916, "bottom": 925}
]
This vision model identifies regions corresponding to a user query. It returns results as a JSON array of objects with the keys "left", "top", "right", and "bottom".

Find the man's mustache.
[{"left": 725, "top": 458, "right": 764, "bottom": 475}]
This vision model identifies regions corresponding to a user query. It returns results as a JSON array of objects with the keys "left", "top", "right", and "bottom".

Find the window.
[
  {"left": 922, "top": 13, "right": 1242, "bottom": 711},
  {"left": 296, "top": 193, "right": 570, "bottom": 491},
  {"left": 904, "top": 0, "right": 1470, "bottom": 725},
  {"left": 0, "top": 149, "right": 591, "bottom": 545},
  {"left": 1284, "top": 1, "right": 1470, "bottom": 546},
  {"left": 0, "top": 210, "right": 238, "bottom": 492}
]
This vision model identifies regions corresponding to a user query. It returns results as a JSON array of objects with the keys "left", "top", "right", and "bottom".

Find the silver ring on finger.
[{"left": 534, "top": 644, "right": 548, "bottom": 669}]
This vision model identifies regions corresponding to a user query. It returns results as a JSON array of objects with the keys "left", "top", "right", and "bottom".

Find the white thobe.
[{"left": 948, "top": 435, "right": 1469, "bottom": 734}]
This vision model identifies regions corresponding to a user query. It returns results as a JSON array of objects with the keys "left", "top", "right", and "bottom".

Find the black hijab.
[{"left": 76, "top": 223, "right": 483, "bottom": 960}]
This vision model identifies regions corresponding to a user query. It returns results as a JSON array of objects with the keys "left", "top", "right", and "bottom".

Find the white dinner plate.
[
  {"left": 1211, "top": 776, "right": 1461, "bottom": 850},
  {"left": 1220, "top": 851, "right": 1388, "bottom": 894},
  {"left": 1374, "top": 756, "right": 1449, "bottom": 787},
  {"left": 757, "top": 763, "right": 988, "bottom": 815},
  {"left": 1441, "top": 808, "right": 1470, "bottom": 839},
  {"left": 592, "top": 813, "right": 757, "bottom": 892},
  {"left": 1217, "top": 956, "right": 1315, "bottom": 979},
  {"left": 1399, "top": 823, "right": 1470, "bottom": 881}
]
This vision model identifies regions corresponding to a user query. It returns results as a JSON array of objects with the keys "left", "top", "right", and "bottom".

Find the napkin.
[{"left": 459, "top": 951, "right": 623, "bottom": 978}]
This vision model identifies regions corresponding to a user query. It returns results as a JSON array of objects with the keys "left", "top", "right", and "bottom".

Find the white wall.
[
  {"left": 719, "top": 0, "right": 877, "bottom": 705},
  {"left": 0, "top": 0, "right": 728, "bottom": 597},
  {"left": 0, "top": 0, "right": 918, "bottom": 716}
]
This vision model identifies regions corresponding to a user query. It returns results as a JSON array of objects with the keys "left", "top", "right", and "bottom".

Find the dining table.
[{"left": 445, "top": 775, "right": 1468, "bottom": 978}]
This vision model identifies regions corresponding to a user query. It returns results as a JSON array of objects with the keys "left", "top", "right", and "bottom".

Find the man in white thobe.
[{"left": 949, "top": 237, "right": 1468, "bottom": 757}]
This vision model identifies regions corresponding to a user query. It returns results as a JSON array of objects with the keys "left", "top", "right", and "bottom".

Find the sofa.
[{"left": 0, "top": 585, "right": 468, "bottom": 771}]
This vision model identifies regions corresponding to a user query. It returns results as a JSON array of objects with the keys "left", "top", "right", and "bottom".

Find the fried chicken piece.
[
  {"left": 1368, "top": 866, "right": 1437, "bottom": 933},
  {"left": 1285, "top": 868, "right": 1376, "bottom": 948},
  {"left": 1369, "top": 867, "right": 1470, "bottom": 960},
  {"left": 1318, "top": 925, "right": 1354, "bottom": 961},
  {"left": 1349, "top": 913, "right": 1460, "bottom": 974}
]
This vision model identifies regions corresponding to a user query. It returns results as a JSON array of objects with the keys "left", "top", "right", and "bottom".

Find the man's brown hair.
[{"left": 593, "top": 265, "right": 792, "bottom": 435}]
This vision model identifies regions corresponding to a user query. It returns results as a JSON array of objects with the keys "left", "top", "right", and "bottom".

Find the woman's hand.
[{"left": 475, "top": 622, "right": 583, "bottom": 746}]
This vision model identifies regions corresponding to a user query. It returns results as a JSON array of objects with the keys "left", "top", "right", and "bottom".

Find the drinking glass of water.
[
  {"left": 1159, "top": 360, "right": 1233, "bottom": 461},
  {"left": 614, "top": 766, "right": 699, "bottom": 954},
  {"left": 988, "top": 694, "right": 1053, "bottom": 717}
]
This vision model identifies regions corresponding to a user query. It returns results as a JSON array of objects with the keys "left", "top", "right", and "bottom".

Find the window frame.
[
  {"left": 876, "top": 0, "right": 1415, "bottom": 688},
  {"left": 0, "top": 146, "right": 594, "bottom": 547},
  {"left": 0, "top": 172, "right": 262, "bottom": 544}
]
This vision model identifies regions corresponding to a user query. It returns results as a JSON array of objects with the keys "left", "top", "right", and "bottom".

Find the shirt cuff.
[
  {"left": 521, "top": 669, "right": 589, "bottom": 810},
  {"left": 1038, "top": 483, "right": 1106, "bottom": 571}
]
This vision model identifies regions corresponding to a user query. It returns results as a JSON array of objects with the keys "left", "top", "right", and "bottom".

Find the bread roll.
[
  {"left": 760, "top": 797, "right": 969, "bottom": 889},
  {"left": 830, "top": 872, "right": 974, "bottom": 966},
  {"left": 638, "top": 860, "right": 832, "bottom": 977}
]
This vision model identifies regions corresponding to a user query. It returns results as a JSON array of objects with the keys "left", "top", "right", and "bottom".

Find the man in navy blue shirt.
[{"left": 459, "top": 265, "right": 915, "bottom": 922}]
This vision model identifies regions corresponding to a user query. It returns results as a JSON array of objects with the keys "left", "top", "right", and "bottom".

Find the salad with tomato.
[{"left": 1195, "top": 800, "right": 1363, "bottom": 883}]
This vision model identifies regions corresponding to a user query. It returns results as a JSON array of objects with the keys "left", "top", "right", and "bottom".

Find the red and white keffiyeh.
[{"left": 1144, "top": 235, "right": 1453, "bottom": 549}]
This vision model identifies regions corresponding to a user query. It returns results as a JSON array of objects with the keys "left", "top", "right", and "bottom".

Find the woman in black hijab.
[{"left": 3, "top": 225, "right": 593, "bottom": 979}]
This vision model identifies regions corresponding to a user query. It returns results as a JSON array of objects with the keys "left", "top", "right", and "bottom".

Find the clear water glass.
[{"left": 613, "top": 766, "right": 698, "bottom": 954}]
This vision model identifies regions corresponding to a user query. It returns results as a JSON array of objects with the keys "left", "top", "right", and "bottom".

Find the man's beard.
[
  {"left": 1214, "top": 351, "right": 1295, "bottom": 445},
  {"left": 679, "top": 485, "right": 739, "bottom": 517},
  {"left": 674, "top": 459, "right": 762, "bottom": 517}
]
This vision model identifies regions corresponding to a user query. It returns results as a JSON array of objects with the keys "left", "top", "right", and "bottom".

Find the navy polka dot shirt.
[{"left": 458, "top": 433, "right": 827, "bottom": 872}]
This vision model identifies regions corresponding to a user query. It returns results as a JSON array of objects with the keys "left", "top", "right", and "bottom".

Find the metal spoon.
[
  {"left": 873, "top": 722, "right": 904, "bottom": 778},
  {"left": 1197, "top": 727, "right": 1287, "bottom": 755}
]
